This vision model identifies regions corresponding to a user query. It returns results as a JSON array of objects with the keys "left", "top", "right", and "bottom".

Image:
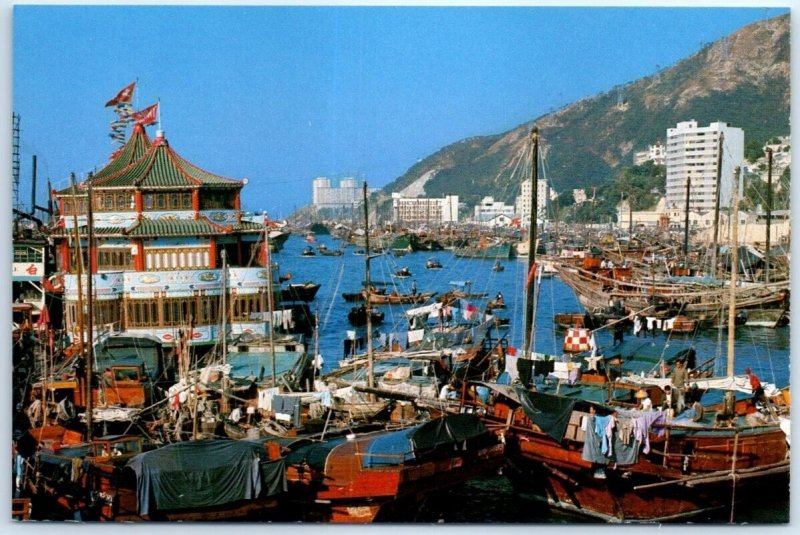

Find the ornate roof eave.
[{"left": 51, "top": 225, "right": 126, "bottom": 238}]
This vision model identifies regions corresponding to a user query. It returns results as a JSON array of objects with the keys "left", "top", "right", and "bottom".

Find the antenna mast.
[{"left": 12, "top": 113, "right": 21, "bottom": 214}]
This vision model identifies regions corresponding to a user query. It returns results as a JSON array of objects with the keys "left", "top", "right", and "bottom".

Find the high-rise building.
[
  {"left": 514, "top": 178, "right": 548, "bottom": 226},
  {"left": 665, "top": 120, "right": 744, "bottom": 212},
  {"left": 311, "top": 176, "right": 361, "bottom": 212}
]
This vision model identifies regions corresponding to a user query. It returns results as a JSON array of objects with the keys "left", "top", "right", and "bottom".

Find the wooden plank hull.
[{"left": 503, "top": 425, "right": 789, "bottom": 523}]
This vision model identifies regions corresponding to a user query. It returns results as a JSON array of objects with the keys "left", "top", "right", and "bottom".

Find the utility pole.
[
  {"left": 765, "top": 148, "right": 773, "bottom": 283},
  {"left": 683, "top": 176, "right": 691, "bottom": 258},
  {"left": 710, "top": 133, "right": 724, "bottom": 277}
]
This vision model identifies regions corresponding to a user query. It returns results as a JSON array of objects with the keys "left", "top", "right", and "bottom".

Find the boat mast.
[
  {"left": 523, "top": 127, "right": 539, "bottom": 357},
  {"left": 264, "top": 214, "right": 276, "bottom": 387},
  {"left": 363, "top": 182, "right": 374, "bottom": 389},
  {"left": 765, "top": 147, "right": 773, "bottom": 283},
  {"left": 85, "top": 175, "right": 95, "bottom": 438},
  {"left": 68, "top": 174, "right": 86, "bottom": 376},
  {"left": 726, "top": 167, "right": 740, "bottom": 377},
  {"left": 221, "top": 249, "right": 228, "bottom": 365},
  {"left": 682, "top": 176, "right": 691, "bottom": 259},
  {"left": 710, "top": 133, "right": 724, "bottom": 277}
]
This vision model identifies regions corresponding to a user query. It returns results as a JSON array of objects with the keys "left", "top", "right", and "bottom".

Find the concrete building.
[
  {"left": 474, "top": 213, "right": 513, "bottom": 228},
  {"left": 473, "top": 196, "right": 515, "bottom": 224},
  {"left": 758, "top": 136, "right": 791, "bottom": 183},
  {"left": 392, "top": 194, "right": 459, "bottom": 226},
  {"left": 633, "top": 141, "right": 666, "bottom": 166},
  {"left": 514, "top": 178, "right": 549, "bottom": 227},
  {"left": 312, "top": 176, "right": 361, "bottom": 211},
  {"left": 665, "top": 120, "right": 744, "bottom": 212}
]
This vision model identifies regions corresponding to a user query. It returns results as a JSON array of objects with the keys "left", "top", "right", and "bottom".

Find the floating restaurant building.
[{"left": 53, "top": 124, "right": 279, "bottom": 349}]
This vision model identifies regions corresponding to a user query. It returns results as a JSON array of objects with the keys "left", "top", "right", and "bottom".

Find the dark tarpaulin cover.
[
  {"left": 284, "top": 437, "right": 346, "bottom": 471},
  {"left": 515, "top": 387, "right": 576, "bottom": 443},
  {"left": 125, "top": 439, "right": 282, "bottom": 516},
  {"left": 362, "top": 414, "right": 488, "bottom": 468},
  {"left": 411, "top": 413, "right": 487, "bottom": 452},
  {"left": 362, "top": 426, "right": 417, "bottom": 468}
]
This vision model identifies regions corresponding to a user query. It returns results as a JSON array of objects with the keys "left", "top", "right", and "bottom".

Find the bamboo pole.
[
  {"left": 726, "top": 168, "right": 740, "bottom": 377},
  {"left": 523, "top": 128, "right": 539, "bottom": 357}
]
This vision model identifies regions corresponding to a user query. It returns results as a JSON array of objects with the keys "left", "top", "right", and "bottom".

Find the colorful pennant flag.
[
  {"left": 114, "top": 102, "right": 133, "bottom": 118},
  {"left": 130, "top": 103, "right": 158, "bottom": 126},
  {"left": 105, "top": 82, "right": 136, "bottom": 107}
]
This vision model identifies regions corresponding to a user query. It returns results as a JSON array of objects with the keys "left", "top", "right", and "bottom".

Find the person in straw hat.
[{"left": 635, "top": 389, "right": 652, "bottom": 411}]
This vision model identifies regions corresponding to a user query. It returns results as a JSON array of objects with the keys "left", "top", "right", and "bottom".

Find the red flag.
[
  {"left": 130, "top": 103, "right": 158, "bottom": 126},
  {"left": 105, "top": 82, "right": 136, "bottom": 107},
  {"left": 36, "top": 305, "right": 50, "bottom": 331}
]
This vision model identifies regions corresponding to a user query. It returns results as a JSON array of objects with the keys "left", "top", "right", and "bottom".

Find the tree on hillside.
[
  {"left": 607, "top": 162, "right": 666, "bottom": 211},
  {"left": 745, "top": 140, "right": 765, "bottom": 163}
]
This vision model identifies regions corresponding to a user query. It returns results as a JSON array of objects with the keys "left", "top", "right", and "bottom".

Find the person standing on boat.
[
  {"left": 612, "top": 322, "right": 624, "bottom": 345},
  {"left": 633, "top": 314, "right": 643, "bottom": 337},
  {"left": 745, "top": 367, "right": 766, "bottom": 407},
  {"left": 671, "top": 360, "right": 688, "bottom": 413}
]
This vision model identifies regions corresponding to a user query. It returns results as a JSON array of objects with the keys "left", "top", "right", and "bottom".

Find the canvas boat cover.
[
  {"left": 603, "top": 339, "right": 695, "bottom": 375},
  {"left": 125, "top": 439, "right": 285, "bottom": 516},
  {"left": 362, "top": 413, "right": 488, "bottom": 468},
  {"left": 284, "top": 437, "right": 347, "bottom": 472},
  {"left": 515, "top": 387, "right": 576, "bottom": 443}
]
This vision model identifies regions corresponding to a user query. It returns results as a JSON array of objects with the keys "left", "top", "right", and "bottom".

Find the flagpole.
[{"left": 157, "top": 98, "right": 162, "bottom": 131}]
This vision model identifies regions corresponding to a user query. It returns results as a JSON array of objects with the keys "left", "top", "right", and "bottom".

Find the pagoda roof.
[
  {"left": 58, "top": 130, "right": 243, "bottom": 195},
  {"left": 92, "top": 124, "right": 153, "bottom": 181}
]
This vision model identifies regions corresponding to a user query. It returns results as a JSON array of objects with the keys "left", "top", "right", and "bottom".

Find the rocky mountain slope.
[{"left": 379, "top": 14, "right": 789, "bottom": 210}]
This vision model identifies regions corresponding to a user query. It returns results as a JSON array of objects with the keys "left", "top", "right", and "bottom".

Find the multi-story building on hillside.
[
  {"left": 633, "top": 141, "right": 666, "bottom": 166},
  {"left": 665, "top": 120, "right": 744, "bottom": 212},
  {"left": 391, "top": 193, "right": 459, "bottom": 226},
  {"left": 514, "top": 178, "right": 548, "bottom": 227}
]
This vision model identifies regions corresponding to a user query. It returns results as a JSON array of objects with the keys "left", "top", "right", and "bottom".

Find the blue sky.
[{"left": 11, "top": 4, "right": 784, "bottom": 216}]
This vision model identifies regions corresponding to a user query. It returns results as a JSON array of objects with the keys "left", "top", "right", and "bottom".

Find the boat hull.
[{"left": 504, "top": 427, "right": 789, "bottom": 523}]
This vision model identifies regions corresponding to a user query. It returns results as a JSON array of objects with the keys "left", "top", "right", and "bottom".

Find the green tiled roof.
[
  {"left": 232, "top": 221, "right": 267, "bottom": 233},
  {"left": 91, "top": 125, "right": 152, "bottom": 181},
  {"left": 51, "top": 226, "right": 126, "bottom": 237},
  {"left": 51, "top": 217, "right": 258, "bottom": 239},
  {"left": 95, "top": 136, "right": 243, "bottom": 189},
  {"left": 125, "top": 217, "right": 229, "bottom": 237}
]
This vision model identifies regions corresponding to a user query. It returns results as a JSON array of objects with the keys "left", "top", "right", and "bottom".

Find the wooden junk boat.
[
  {"left": 283, "top": 413, "right": 504, "bottom": 522},
  {"left": 367, "top": 291, "right": 436, "bottom": 305},
  {"left": 279, "top": 282, "right": 321, "bottom": 302},
  {"left": 464, "top": 380, "right": 789, "bottom": 523},
  {"left": 347, "top": 305, "right": 385, "bottom": 326},
  {"left": 17, "top": 430, "right": 288, "bottom": 521},
  {"left": 554, "top": 259, "right": 790, "bottom": 326}
]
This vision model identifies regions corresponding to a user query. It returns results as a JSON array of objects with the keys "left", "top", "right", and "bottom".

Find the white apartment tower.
[
  {"left": 515, "top": 178, "right": 548, "bottom": 227},
  {"left": 312, "top": 176, "right": 361, "bottom": 210},
  {"left": 665, "top": 120, "right": 744, "bottom": 212}
]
